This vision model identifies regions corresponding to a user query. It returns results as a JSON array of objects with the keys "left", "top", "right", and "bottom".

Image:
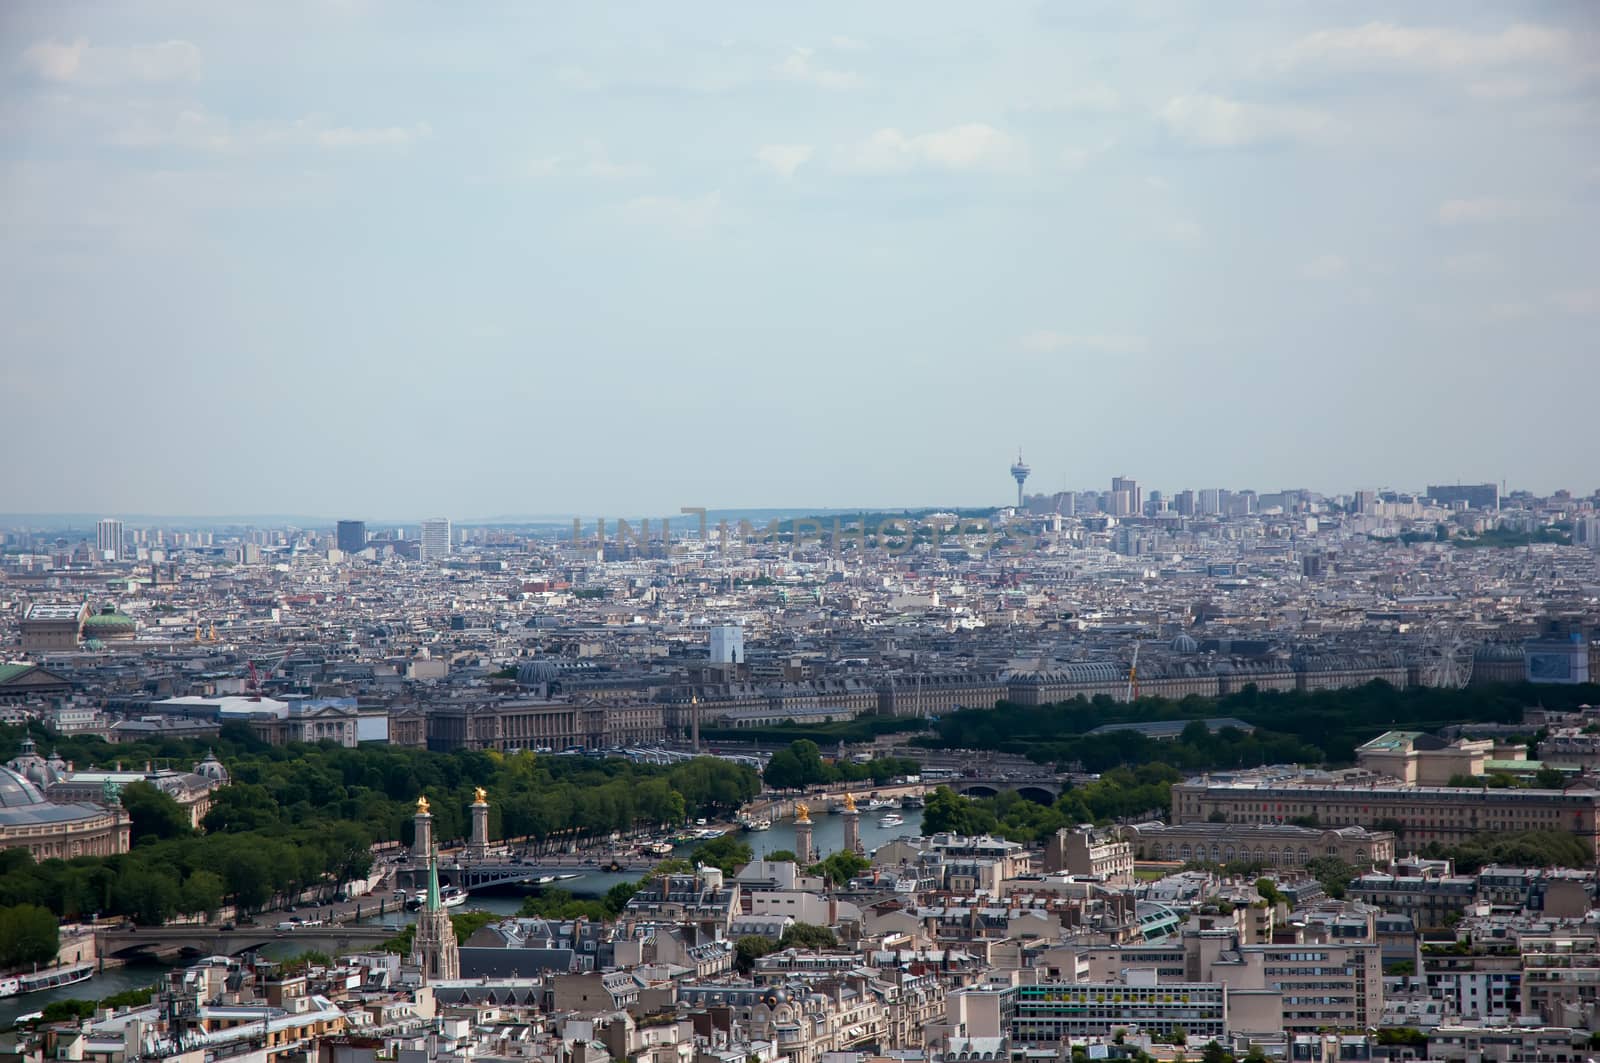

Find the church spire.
[{"left": 427, "top": 848, "right": 442, "bottom": 910}]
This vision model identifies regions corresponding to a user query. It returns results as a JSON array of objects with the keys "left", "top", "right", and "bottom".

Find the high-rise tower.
[
  {"left": 419, "top": 518, "right": 452, "bottom": 561},
  {"left": 1009, "top": 451, "right": 1031, "bottom": 510},
  {"left": 96, "top": 518, "right": 125, "bottom": 561},
  {"left": 336, "top": 520, "right": 367, "bottom": 554},
  {"left": 409, "top": 850, "right": 459, "bottom": 981}
]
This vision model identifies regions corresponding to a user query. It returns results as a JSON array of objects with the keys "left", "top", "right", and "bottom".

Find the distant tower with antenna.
[{"left": 1010, "top": 449, "right": 1031, "bottom": 510}]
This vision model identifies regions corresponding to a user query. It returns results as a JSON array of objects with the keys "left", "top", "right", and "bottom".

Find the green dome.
[{"left": 82, "top": 604, "right": 136, "bottom": 637}]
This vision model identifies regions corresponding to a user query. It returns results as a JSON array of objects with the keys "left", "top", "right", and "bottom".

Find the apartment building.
[
  {"left": 1427, "top": 1025, "right": 1582, "bottom": 1063},
  {"left": 1045, "top": 826, "right": 1135, "bottom": 883},
  {"left": 1122, "top": 821, "right": 1396, "bottom": 868}
]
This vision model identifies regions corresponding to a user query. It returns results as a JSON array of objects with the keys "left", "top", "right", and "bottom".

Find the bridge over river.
[{"left": 98, "top": 924, "right": 395, "bottom": 960}]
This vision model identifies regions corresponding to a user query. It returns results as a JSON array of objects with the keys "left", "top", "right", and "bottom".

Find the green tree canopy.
[{"left": 0, "top": 904, "right": 59, "bottom": 968}]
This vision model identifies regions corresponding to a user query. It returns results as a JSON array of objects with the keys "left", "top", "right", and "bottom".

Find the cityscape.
[{"left": 3, "top": 3, "right": 1599, "bottom": 1063}]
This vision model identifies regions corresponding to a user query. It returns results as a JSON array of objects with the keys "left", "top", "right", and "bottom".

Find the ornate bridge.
[
  {"left": 949, "top": 775, "right": 1063, "bottom": 803},
  {"left": 98, "top": 924, "right": 395, "bottom": 959},
  {"left": 394, "top": 859, "right": 657, "bottom": 893}
]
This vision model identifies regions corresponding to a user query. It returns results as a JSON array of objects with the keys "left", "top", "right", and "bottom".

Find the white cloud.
[
  {"left": 1486, "top": 300, "right": 1533, "bottom": 322},
  {"left": 527, "top": 142, "right": 650, "bottom": 179},
  {"left": 1442, "top": 253, "right": 1495, "bottom": 274},
  {"left": 1163, "top": 219, "right": 1205, "bottom": 244},
  {"left": 1273, "top": 22, "right": 1574, "bottom": 73},
  {"left": 1437, "top": 197, "right": 1522, "bottom": 224},
  {"left": 22, "top": 38, "right": 201, "bottom": 85},
  {"left": 1467, "top": 78, "right": 1533, "bottom": 100},
  {"left": 620, "top": 191, "right": 724, "bottom": 235},
  {"left": 1301, "top": 254, "right": 1348, "bottom": 279},
  {"left": 1017, "top": 83, "right": 1121, "bottom": 114},
  {"left": 756, "top": 144, "right": 814, "bottom": 179},
  {"left": 841, "top": 123, "right": 1027, "bottom": 175},
  {"left": 1550, "top": 289, "right": 1599, "bottom": 315},
  {"left": 320, "top": 123, "right": 431, "bottom": 149},
  {"left": 1020, "top": 331, "right": 1147, "bottom": 354},
  {"left": 109, "top": 107, "right": 430, "bottom": 152},
  {"left": 776, "top": 47, "right": 860, "bottom": 90},
  {"left": 1059, "top": 141, "right": 1114, "bottom": 172},
  {"left": 1159, "top": 94, "right": 1335, "bottom": 148},
  {"left": 830, "top": 36, "right": 867, "bottom": 51}
]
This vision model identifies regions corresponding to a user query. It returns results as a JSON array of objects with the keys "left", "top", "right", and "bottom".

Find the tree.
[
  {"left": 777, "top": 922, "right": 837, "bottom": 950},
  {"left": 735, "top": 935, "right": 777, "bottom": 972},
  {"left": 120, "top": 782, "right": 193, "bottom": 845},
  {"left": 603, "top": 879, "right": 640, "bottom": 915},
  {"left": 693, "top": 836, "right": 754, "bottom": 875},
  {"left": 810, "top": 850, "right": 870, "bottom": 886},
  {"left": 178, "top": 871, "right": 225, "bottom": 917},
  {"left": 1536, "top": 767, "right": 1566, "bottom": 790},
  {"left": 766, "top": 850, "right": 798, "bottom": 863},
  {"left": 1253, "top": 878, "right": 1282, "bottom": 907},
  {"left": 763, "top": 741, "right": 828, "bottom": 789},
  {"left": 1306, "top": 856, "right": 1356, "bottom": 899},
  {"left": 114, "top": 866, "right": 180, "bottom": 926},
  {"left": 0, "top": 904, "right": 59, "bottom": 968}
]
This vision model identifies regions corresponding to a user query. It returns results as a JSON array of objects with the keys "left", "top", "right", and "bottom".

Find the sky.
[{"left": 2, "top": 1, "right": 1597, "bottom": 519}]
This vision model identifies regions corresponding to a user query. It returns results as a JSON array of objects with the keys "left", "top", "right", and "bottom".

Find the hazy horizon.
[{"left": 4, "top": 1, "right": 1595, "bottom": 514}]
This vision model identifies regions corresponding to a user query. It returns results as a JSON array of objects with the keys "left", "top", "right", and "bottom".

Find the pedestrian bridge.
[{"left": 98, "top": 924, "right": 395, "bottom": 960}]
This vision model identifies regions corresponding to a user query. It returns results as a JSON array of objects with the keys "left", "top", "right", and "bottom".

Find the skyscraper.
[
  {"left": 336, "top": 520, "right": 367, "bottom": 554},
  {"left": 419, "top": 518, "right": 452, "bottom": 561},
  {"left": 1111, "top": 477, "right": 1141, "bottom": 515},
  {"left": 1426, "top": 483, "right": 1499, "bottom": 511},
  {"left": 96, "top": 518, "right": 124, "bottom": 561}
]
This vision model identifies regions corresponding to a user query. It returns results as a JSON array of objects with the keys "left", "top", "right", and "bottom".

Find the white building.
[
  {"left": 96, "top": 517, "right": 125, "bottom": 561},
  {"left": 709, "top": 623, "right": 745, "bottom": 664},
  {"left": 420, "top": 518, "right": 452, "bottom": 560}
]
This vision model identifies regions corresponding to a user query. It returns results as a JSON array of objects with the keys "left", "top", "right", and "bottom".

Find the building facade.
[
  {"left": 1121, "top": 821, "right": 1396, "bottom": 868},
  {"left": 1171, "top": 771, "right": 1600, "bottom": 850}
]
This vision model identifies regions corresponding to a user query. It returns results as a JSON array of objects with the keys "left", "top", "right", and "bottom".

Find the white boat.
[
  {"left": 642, "top": 841, "right": 675, "bottom": 858},
  {"left": 440, "top": 886, "right": 468, "bottom": 909},
  {"left": 696, "top": 828, "right": 726, "bottom": 840},
  {"left": 878, "top": 813, "right": 905, "bottom": 828},
  {"left": 866, "top": 799, "right": 896, "bottom": 811},
  {"left": 739, "top": 817, "right": 772, "bottom": 832},
  {"left": 0, "top": 963, "right": 95, "bottom": 999}
]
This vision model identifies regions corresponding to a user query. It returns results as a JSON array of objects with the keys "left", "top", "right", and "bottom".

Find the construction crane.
[{"left": 1125, "top": 640, "right": 1142, "bottom": 703}]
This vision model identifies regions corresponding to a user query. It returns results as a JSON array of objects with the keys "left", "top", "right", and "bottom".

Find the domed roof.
[
  {"left": 1475, "top": 642, "right": 1525, "bottom": 661},
  {"left": 0, "top": 764, "right": 47, "bottom": 808},
  {"left": 82, "top": 604, "right": 136, "bottom": 635},
  {"left": 1171, "top": 633, "right": 1199, "bottom": 654},
  {"left": 194, "top": 751, "right": 229, "bottom": 783}
]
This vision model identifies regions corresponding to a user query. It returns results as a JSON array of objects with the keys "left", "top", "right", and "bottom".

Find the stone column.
[
  {"left": 842, "top": 802, "right": 863, "bottom": 856},
  {"left": 412, "top": 796, "right": 433, "bottom": 861},
  {"left": 794, "top": 803, "right": 814, "bottom": 866},
  {"left": 469, "top": 788, "right": 490, "bottom": 862}
]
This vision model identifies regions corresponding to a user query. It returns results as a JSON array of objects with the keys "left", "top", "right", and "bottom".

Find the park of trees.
[
  {"left": 920, "top": 763, "right": 1180, "bottom": 844},
  {"left": 761, "top": 739, "right": 918, "bottom": 790},
  {"left": 919, "top": 679, "right": 1600, "bottom": 768},
  {"left": 0, "top": 721, "right": 760, "bottom": 931}
]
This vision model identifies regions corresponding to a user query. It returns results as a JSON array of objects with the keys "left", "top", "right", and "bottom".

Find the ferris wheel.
[{"left": 1418, "top": 620, "right": 1473, "bottom": 689}]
